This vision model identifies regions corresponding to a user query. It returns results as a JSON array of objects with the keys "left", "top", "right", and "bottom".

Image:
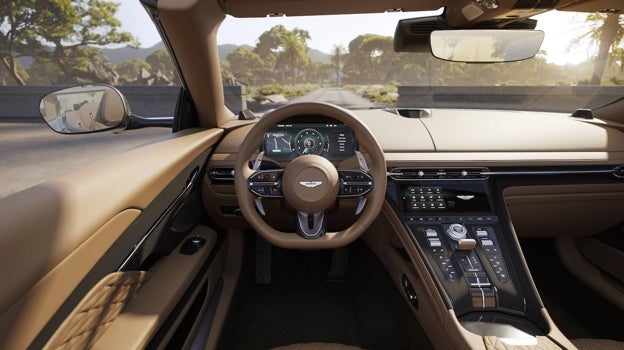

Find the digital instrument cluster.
[{"left": 263, "top": 123, "right": 356, "bottom": 161}]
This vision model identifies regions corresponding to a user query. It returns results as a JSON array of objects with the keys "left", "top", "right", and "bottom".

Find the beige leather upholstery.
[
  {"left": 97, "top": 90, "right": 124, "bottom": 125},
  {"left": 272, "top": 343, "right": 363, "bottom": 350},
  {"left": 572, "top": 339, "right": 624, "bottom": 350},
  {"left": 43, "top": 271, "right": 148, "bottom": 350},
  {"left": 483, "top": 336, "right": 563, "bottom": 349}
]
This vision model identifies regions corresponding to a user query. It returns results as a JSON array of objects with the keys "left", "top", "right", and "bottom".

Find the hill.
[
  {"left": 100, "top": 42, "right": 166, "bottom": 65},
  {"left": 100, "top": 42, "right": 330, "bottom": 65},
  {"left": 18, "top": 42, "right": 331, "bottom": 68}
]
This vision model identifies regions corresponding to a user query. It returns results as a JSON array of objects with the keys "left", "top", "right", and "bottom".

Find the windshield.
[{"left": 217, "top": 10, "right": 624, "bottom": 114}]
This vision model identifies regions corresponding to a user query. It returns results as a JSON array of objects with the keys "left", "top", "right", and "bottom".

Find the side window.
[{"left": 0, "top": 1, "right": 176, "bottom": 198}]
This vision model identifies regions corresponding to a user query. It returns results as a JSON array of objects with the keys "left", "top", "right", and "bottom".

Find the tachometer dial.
[{"left": 294, "top": 128, "right": 324, "bottom": 155}]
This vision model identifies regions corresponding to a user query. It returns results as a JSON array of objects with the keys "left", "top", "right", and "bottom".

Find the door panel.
[
  {"left": 0, "top": 128, "right": 223, "bottom": 350},
  {"left": 44, "top": 270, "right": 149, "bottom": 350},
  {"left": 93, "top": 225, "right": 219, "bottom": 349}
]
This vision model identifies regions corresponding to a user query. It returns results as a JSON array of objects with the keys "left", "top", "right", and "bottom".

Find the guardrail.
[
  {"left": 2, "top": 85, "right": 622, "bottom": 122},
  {"left": 397, "top": 86, "right": 624, "bottom": 112},
  {"left": 0, "top": 85, "right": 246, "bottom": 122}
]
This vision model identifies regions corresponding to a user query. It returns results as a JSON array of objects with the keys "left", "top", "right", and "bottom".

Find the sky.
[{"left": 117, "top": 1, "right": 594, "bottom": 65}]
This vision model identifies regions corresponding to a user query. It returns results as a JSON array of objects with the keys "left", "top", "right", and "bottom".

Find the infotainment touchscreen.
[{"left": 401, "top": 185, "right": 492, "bottom": 213}]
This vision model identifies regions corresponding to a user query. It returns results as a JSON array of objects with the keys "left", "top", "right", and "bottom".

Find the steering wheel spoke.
[
  {"left": 337, "top": 169, "right": 374, "bottom": 198},
  {"left": 248, "top": 169, "right": 284, "bottom": 197},
  {"left": 296, "top": 211, "right": 326, "bottom": 239}
]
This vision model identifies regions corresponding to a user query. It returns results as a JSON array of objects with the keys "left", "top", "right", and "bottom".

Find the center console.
[{"left": 386, "top": 168, "right": 549, "bottom": 337}]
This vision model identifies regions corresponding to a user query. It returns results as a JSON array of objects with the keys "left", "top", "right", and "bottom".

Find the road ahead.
[
  {"left": 0, "top": 122, "right": 170, "bottom": 198},
  {"left": 290, "top": 87, "right": 376, "bottom": 109}
]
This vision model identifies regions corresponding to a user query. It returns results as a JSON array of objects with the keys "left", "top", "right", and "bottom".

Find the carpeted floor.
[
  {"left": 520, "top": 238, "right": 624, "bottom": 341},
  {"left": 217, "top": 237, "right": 432, "bottom": 350}
]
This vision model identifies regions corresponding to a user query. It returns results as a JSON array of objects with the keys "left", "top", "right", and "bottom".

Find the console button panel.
[
  {"left": 389, "top": 179, "right": 536, "bottom": 322},
  {"left": 473, "top": 226, "right": 509, "bottom": 282},
  {"left": 418, "top": 227, "right": 459, "bottom": 281}
]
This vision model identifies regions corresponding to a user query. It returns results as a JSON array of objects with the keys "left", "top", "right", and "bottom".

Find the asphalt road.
[
  {"left": 0, "top": 122, "right": 170, "bottom": 199},
  {"left": 290, "top": 87, "right": 376, "bottom": 109}
]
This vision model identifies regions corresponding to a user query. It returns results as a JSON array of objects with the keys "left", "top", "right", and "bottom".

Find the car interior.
[{"left": 2, "top": 0, "right": 624, "bottom": 349}]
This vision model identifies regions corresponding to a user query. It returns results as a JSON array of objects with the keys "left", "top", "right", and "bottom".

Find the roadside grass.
[
  {"left": 248, "top": 84, "right": 321, "bottom": 101},
  {"left": 344, "top": 84, "right": 398, "bottom": 106}
]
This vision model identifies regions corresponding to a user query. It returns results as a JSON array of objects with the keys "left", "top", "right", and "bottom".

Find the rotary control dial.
[
  {"left": 294, "top": 128, "right": 324, "bottom": 155},
  {"left": 446, "top": 223, "right": 468, "bottom": 241}
]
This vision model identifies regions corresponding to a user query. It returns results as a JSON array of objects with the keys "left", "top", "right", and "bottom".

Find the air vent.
[
  {"left": 208, "top": 167, "right": 235, "bottom": 182},
  {"left": 389, "top": 168, "right": 489, "bottom": 180}
]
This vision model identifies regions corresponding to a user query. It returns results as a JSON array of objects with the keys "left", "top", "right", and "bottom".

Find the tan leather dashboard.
[
  {"left": 214, "top": 109, "right": 624, "bottom": 165},
  {"left": 205, "top": 108, "right": 624, "bottom": 236}
]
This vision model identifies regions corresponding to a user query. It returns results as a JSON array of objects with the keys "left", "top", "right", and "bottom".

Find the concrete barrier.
[
  {"left": 2, "top": 85, "right": 621, "bottom": 122},
  {"left": 397, "top": 86, "right": 624, "bottom": 112},
  {"left": 0, "top": 85, "right": 246, "bottom": 122}
]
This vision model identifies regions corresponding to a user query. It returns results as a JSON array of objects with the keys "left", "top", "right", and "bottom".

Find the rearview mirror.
[
  {"left": 430, "top": 30, "right": 545, "bottom": 63},
  {"left": 39, "top": 84, "right": 130, "bottom": 134}
]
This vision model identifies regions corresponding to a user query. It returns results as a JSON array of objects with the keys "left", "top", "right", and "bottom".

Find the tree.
[
  {"left": 26, "top": 58, "right": 60, "bottom": 84},
  {"left": 0, "top": 0, "right": 136, "bottom": 85},
  {"left": 343, "top": 34, "right": 397, "bottom": 84},
  {"left": 46, "top": 0, "right": 137, "bottom": 84},
  {"left": 116, "top": 58, "right": 151, "bottom": 83},
  {"left": 275, "top": 30, "right": 310, "bottom": 85},
  {"left": 146, "top": 48, "right": 177, "bottom": 82},
  {"left": 573, "top": 13, "right": 624, "bottom": 85},
  {"left": 227, "top": 46, "right": 268, "bottom": 85},
  {"left": 0, "top": 0, "right": 74, "bottom": 85},
  {"left": 253, "top": 25, "right": 311, "bottom": 85},
  {"left": 300, "top": 61, "right": 332, "bottom": 85},
  {"left": 590, "top": 14, "right": 623, "bottom": 84},
  {"left": 330, "top": 45, "right": 346, "bottom": 86}
]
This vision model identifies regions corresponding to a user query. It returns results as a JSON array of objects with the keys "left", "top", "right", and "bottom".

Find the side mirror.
[
  {"left": 430, "top": 29, "right": 545, "bottom": 63},
  {"left": 39, "top": 84, "right": 130, "bottom": 134}
]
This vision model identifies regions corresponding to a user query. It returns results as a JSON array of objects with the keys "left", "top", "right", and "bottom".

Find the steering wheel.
[{"left": 234, "top": 102, "right": 386, "bottom": 249}]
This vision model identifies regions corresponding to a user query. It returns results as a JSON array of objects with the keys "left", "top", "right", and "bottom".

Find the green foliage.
[
  {"left": 330, "top": 45, "right": 346, "bottom": 85},
  {"left": 610, "top": 76, "right": 624, "bottom": 85},
  {"left": 146, "top": 49, "right": 176, "bottom": 81},
  {"left": 280, "top": 84, "right": 319, "bottom": 98},
  {"left": 227, "top": 46, "right": 269, "bottom": 85},
  {"left": 345, "top": 84, "right": 397, "bottom": 106},
  {"left": 249, "top": 84, "right": 320, "bottom": 101},
  {"left": 0, "top": 0, "right": 136, "bottom": 85},
  {"left": 0, "top": 0, "right": 72, "bottom": 84},
  {"left": 574, "top": 13, "right": 624, "bottom": 84},
  {"left": 256, "top": 84, "right": 285, "bottom": 96},
  {"left": 343, "top": 34, "right": 395, "bottom": 84},
  {"left": 251, "top": 25, "right": 311, "bottom": 86},
  {"left": 26, "top": 58, "right": 61, "bottom": 84},
  {"left": 116, "top": 59, "right": 151, "bottom": 82}
]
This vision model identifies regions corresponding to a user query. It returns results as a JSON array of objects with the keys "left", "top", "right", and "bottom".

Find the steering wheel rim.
[{"left": 234, "top": 102, "right": 386, "bottom": 249}]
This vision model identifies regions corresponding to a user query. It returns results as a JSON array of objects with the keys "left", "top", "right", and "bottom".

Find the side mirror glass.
[
  {"left": 430, "top": 30, "right": 545, "bottom": 63},
  {"left": 39, "top": 84, "right": 130, "bottom": 134}
]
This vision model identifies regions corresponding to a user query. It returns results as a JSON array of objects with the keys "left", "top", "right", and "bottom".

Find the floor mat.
[
  {"left": 218, "top": 237, "right": 432, "bottom": 350},
  {"left": 521, "top": 238, "right": 624, "bottom": 341}
]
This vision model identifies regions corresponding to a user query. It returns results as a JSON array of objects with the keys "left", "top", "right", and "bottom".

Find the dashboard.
[
  {"left": 262, "top": 121, "right": 356, "bottom": 162},
  {"left": 203, "top": 105, "right": 624, "bottom": 349}
]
